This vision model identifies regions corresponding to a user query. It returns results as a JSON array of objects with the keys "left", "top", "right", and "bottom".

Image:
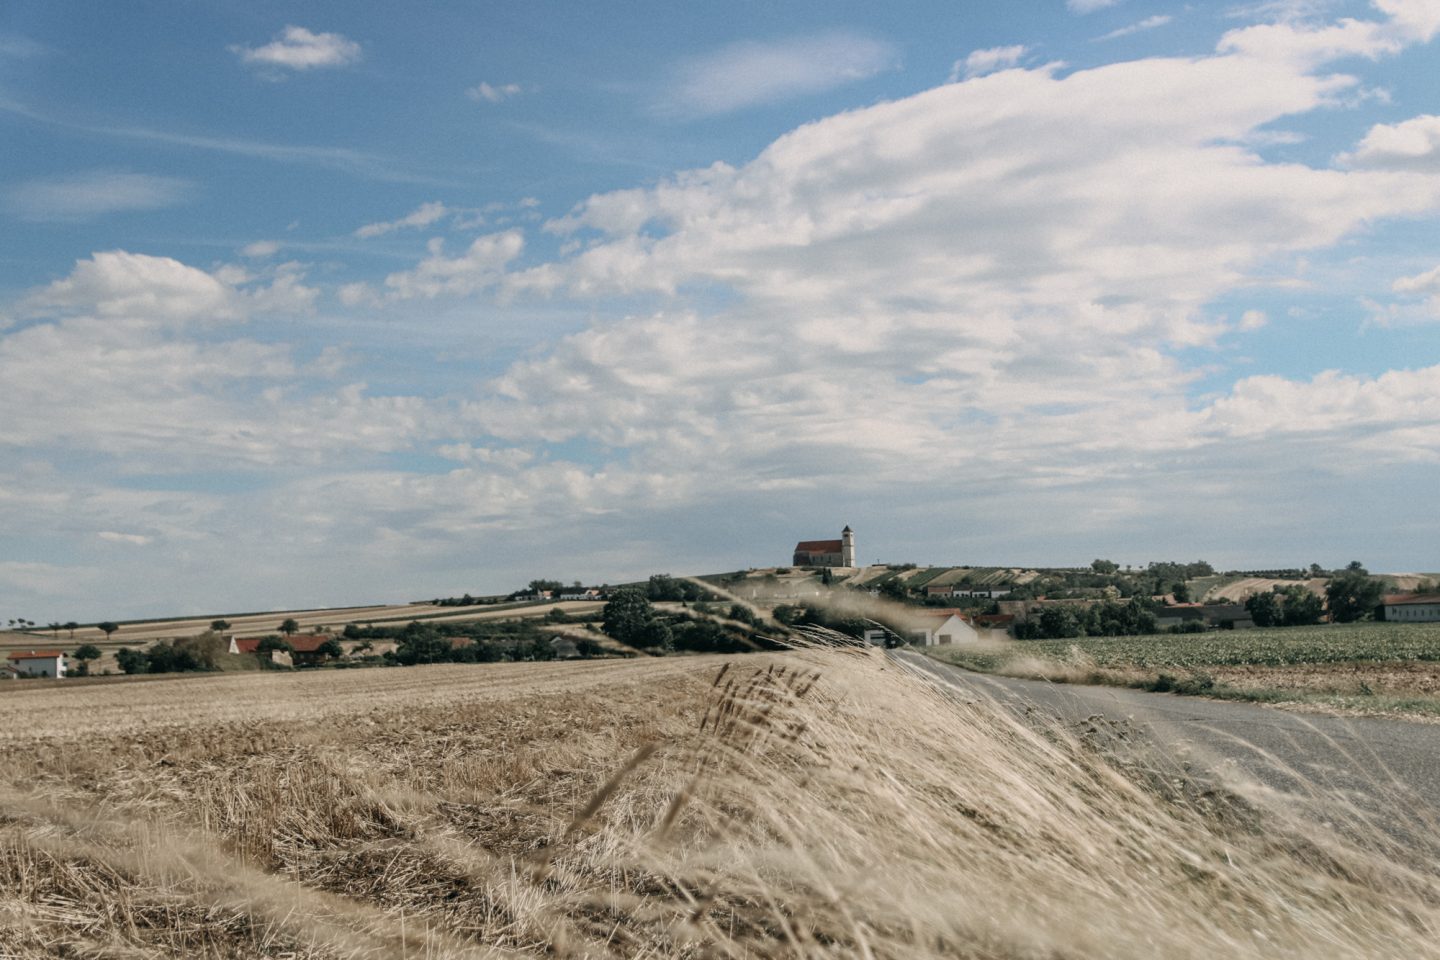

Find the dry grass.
[{"left": 3, "top": 649, "right": 1440, "bottom": 957}]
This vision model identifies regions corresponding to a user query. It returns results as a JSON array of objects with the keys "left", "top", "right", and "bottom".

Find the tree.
[
  {"left": 71, "top": 644, "right": 103, "bottom": 676},
  {"left": 602, "top": 588, "right": 668, "bottom": 649},
  {"left": 256, "top": 635, "right": 293, "bottom": 654},
  {"left": 1091, "top": 559, "right": 1119, "bottom": 574},
  {"left": 1172, "top": 582, "right": 1190, "bottom": 603},
  {"left": 1245, "top": 590, "right": 1283, "bottom": 628},
  {"left": 48, "top": 622, "right": 61, "bottom": 638},
  {"left": 278, "top": 618, "right": 300, "bottom": 636},
  {"left": 114, "top": 647, "right": 147, "bottom": 674},
  {"left": 211, "top": 619, "right": 231, "bottom": 633},
  {"left": 1278, "top": 585, "right": 1324, "bottom": 626},
  {"left": 63, "top": 621, "right": 78, "bottom": 638},
  {"left": 394, "top": 621, "right": 450, "bottom": 665},
  {"left": 317, "top": 637, "right": 344, "bottom": 659},
  {"left": 98, "top": 622, "right": 119, "bottom": 640},
  {"left": 1326, "top": 572, "right": 1384, "bottom": 623}
]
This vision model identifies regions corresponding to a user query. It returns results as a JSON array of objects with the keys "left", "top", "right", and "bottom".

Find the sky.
[{"left": 2, "top": 0, "right": 1440, "bottom": 622}]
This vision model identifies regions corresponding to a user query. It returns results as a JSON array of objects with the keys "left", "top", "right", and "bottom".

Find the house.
[
  {"left": 792, "top": 526, "right": 856, "bottom": 568},
  {"left": 906, "top": 611, "right": 979, "bottom": 646},
  {"left": 1381, "top": 594, "right": 1440, "bottom": 622},
  {"left": 230, "top": 634, "right": 339, "bottom": 666},
  {"left": 6, "top": 650, "right": 66, "bottom": 678},
  {"left": 973, "top": 613, "right": 1016, "bottom": 631},
  {"left": 558, "top": 588, "right": 605, "bottom": 601},
  {"left": 286, "top": 634, "right": 340, "bottom": 666},
  {"left": 1151, "top": 603, "right": 1254, "bottom": 630},
  {"left": 951, "top": 587, "right": 1012, "bottom": 600}
]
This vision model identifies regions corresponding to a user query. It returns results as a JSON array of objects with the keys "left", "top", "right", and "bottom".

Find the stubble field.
[{"left": 5, "top": 648, "right": 1440, "bottom": 958}]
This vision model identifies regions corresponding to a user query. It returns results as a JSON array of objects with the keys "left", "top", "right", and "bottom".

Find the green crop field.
[{"left": 936, "top": 622, "right": 1440, "bottom": 672}]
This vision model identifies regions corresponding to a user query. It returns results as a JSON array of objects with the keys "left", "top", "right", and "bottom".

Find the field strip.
[{"left": 0, "top": 656, "right": 733, "bottom": 742}]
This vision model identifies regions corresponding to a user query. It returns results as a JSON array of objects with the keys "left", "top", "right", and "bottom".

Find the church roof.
[{"left": 794, "top": 539, "right": 843, "bottom": 553}]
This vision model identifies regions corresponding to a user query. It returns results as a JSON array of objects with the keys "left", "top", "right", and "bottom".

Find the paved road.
[{"left": 896, "top": 650, "right": 1440, "bottom": 845}]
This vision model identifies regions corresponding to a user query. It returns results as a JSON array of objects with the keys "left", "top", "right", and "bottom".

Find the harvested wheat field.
[{"left": 4, "top": 650, "right": 1440, "bottom": 959}]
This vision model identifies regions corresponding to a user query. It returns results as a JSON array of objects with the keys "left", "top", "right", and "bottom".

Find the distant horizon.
[
  {"left": 3, "top": 1, "right": 1439, "bottom": 624},
  {"left": 6, "top": 555, "right": 1436, "bottom": 627}
]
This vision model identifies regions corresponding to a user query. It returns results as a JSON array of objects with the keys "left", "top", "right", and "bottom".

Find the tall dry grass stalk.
[{"left": 1, "top": 649, "right": 1438, "bottom": 957}]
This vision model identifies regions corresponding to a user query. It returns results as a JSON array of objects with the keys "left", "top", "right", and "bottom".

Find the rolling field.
[{"left": 5, "top": 649, "right": 1440, "bottom": 957}]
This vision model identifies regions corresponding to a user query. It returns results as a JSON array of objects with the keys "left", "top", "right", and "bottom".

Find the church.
[{"left": 792, "top": 526, "right": 856, "bottom": 568}]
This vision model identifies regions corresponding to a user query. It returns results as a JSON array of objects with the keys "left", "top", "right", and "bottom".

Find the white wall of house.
[
  {"left": 9, "top": 655, "right": 65, "bottom": 678},
  {"left": 911, "top": 615, "right": 979, "bottom": 646}
]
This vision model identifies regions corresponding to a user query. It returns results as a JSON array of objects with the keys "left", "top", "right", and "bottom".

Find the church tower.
[{"left": 841, "top": 525, "right": 856, "bottom": 567}]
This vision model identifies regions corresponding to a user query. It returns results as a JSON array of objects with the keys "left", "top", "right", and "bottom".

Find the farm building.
[
  {"left": 5, "top": 650, "right": 66, "bottom": 678},
  {"left": 1381, "top": 594, "right": 1440, "bottom": 622},
  {"left": 792, "top": 526, "right": 856, "bottom": 568},
  {"left": 1151, "top": 603, "right": 1254, "bottom": 630},
  {"left": 907, "top": 611, "right": 979, "bottom": 646},
  {"left": 230, "top": 634, "right": 340, "bottom": 666}
]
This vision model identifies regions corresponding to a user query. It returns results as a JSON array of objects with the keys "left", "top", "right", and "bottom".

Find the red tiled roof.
[
  {"left": 233, "top": 635, "right": 335, "bottom": 654},
  {"left": 1382, "top": 594, "right": 1440, "bottom": 605},
  {"left": 287, "top": 635, "right": 335, "bottom": 653},
  {"left": 6, "top": 650, "right": 64, "bottom": 660},
  {"left": 794, "top": 539, "right": 843, "bottom": 553}
]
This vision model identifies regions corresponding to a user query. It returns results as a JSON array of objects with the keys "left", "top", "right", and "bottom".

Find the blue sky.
[{"left": 3, "top": 0, "right": 1440, "bottom": 622}]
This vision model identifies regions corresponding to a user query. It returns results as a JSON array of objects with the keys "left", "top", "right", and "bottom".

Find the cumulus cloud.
[
  {"left": 355, "top": 201, "right": 450, "bottom": 238},
  {"left": 382, "top": 230, "right": 525, "bottom": 299},
  {"left": 6, "top": 172, "right": 191, "bottom": 222},
  {"left": 231, "top": 25, "right": 361, "bottom": 72},
  {"left": 1339, "top": 114, "right": 1440, "bottom": 171},
  {"left": 952, "top": 45, "right": 1028, "bottom": 81},
  {"left": 466, "top": 81, "right": 524, "bottom": 103},
  {"left": 661, "top": 31, "right": 898, "bottom": 115},
  {"left": 0, "top": 251, "right": 424, "bottom": 471}
]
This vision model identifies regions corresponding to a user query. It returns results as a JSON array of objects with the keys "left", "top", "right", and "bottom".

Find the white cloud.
[
  {"left": 1239, "top": 309, "right": 1269, "bottom": 330},
  {"left": 1218, "top": 0, "right": 1440, "bottom": 65},
  {"left": 952, "top": 45, "right": 1028, "bottom": 81},
  {"left": 98, "top": 531, "right": 153, "bottom": 546},
  {"left": 241, "top": 240, "right": 281, "bottom": 258},
  {"left": 6, "top": 172, "right": 190, "bottom": 222},
  {"left": 466, "top": 82, "right": 524, "bottom": 103},
  {"left": 232, "top": 25, "right": 361, "bottom": 72},
  {"left": 355, "top": 201, "right": 450, "bottom": 239},
  {"left": 661, "top": 31, "right": 898, "bottom": 116},
  {"left": 382, "top": 230, "right": 525, "bottom": 299},
  {"left": 1096, "top": 15, "right": 1175, "bottom": 41},
  {"left": 23, "top": 250, "right": 244, "bottom": 324},
  {"left": 1338, "top": 114, "right": 1440, "bottom": 171},
  {"left": 1393, "top": 263, "right": 1440, "bottom": 293}
]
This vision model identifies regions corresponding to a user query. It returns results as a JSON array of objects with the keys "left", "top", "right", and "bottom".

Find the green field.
[{"left": 932, "top": 622, "right": 1440, "bottom": 671}]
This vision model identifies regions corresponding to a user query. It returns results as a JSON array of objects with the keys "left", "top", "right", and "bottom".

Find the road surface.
[{"left": 896, "top": 650, "right": 1440, "bottom": 846}]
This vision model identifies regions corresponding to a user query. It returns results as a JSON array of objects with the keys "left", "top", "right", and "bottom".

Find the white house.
[
  {"left": 1381, "top": 594, "right": 1440, "bottom": 622},
  {"left": 907, "top": 612, "right": 979, "bottom": 646},
  {"left": 6, "top": 650, "right": 66, "bottom": 678}
]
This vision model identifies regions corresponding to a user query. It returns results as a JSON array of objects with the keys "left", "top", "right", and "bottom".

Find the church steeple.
[{"left": 841, "top": 525, "right": 856, "bottom": 567}]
